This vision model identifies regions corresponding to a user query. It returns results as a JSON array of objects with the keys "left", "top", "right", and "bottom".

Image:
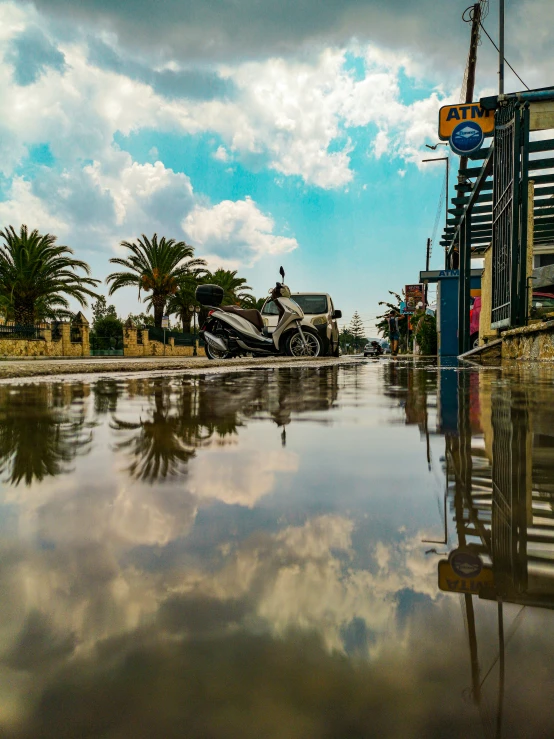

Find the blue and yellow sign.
[
  {"left": 450, "top": 120, "right": 485, "bottom": 156},
  {"left": 438, "top": 103, "right": 494, "bottom": 140}
]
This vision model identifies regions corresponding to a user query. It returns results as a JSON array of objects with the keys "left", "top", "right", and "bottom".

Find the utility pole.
[
  {"left": 425, "top": 238, "right": 431, "bottom": 305},
  {"left": 499, "top": 0, "right": 505, "bottom": 94},
  {"left": 460, "top": 3, "right": 482, "bottom": 175}
]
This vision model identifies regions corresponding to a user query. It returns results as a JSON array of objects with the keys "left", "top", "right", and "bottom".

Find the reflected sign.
[{"left": 438, "top": 560, "right": 494, "bottom": 594}]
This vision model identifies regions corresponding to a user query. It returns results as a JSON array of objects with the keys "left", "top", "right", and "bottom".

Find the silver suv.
[{"left": 261, "top": 292, "right": 342, "bottom": 356}]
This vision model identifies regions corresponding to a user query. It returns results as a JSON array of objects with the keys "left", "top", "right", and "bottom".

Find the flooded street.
[{"left": 0, "top": 360, "right": 553, "bottom": 738}]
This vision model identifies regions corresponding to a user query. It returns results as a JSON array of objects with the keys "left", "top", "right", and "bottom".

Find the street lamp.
[
  {"left": 422, "top": 149, "right": 450, "bottom": 267},
  {"left": 189, "top": 304, "right": 200, "bottom": 356}
]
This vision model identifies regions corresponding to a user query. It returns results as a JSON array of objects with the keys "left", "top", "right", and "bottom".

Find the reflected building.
[{"left": 435, "top": 366, "right": 554, "bottom": 736}]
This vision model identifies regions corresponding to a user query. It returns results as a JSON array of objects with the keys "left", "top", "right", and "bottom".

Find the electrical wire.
[
  {"left": 462, "top": 3, "right": 529, "bottom": 92},
  {"left": 478, "top": 22, "right": 530, "bottom": 90}
]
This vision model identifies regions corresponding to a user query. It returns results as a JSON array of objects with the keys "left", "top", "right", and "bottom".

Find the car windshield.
[{"left": 292, "top": 295, "right": 328, "bottom": 314}]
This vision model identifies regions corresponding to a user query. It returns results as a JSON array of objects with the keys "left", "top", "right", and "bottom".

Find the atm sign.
[{"left": 438, "top": 103, "right": 494, "bottom": 140}]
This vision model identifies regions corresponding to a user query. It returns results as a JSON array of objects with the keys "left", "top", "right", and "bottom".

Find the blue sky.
[{"left": 0, "top": 0, "right": 549, "bottom": 332}]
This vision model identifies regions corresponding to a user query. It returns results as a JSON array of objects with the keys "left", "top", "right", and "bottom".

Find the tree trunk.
[
  {"left": 13, "top": 300, "right": 35, "bottom": 326},
  {"left": 152, "top": 296, "right": 165, "bottom": 328},
  {"left": 181, "top": 311, "right": 192, "bottom": 333}
]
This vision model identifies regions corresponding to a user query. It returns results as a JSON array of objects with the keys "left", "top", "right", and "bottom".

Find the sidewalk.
[{"left": 0, "top": 354, "right": 345, "bottom": 381}]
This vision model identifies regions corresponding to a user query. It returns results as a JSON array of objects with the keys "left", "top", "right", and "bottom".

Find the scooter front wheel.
[{"left": 285, "top": 328, "right": 322, "bottom": 358}]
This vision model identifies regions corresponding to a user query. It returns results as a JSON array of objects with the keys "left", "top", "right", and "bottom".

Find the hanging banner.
[
  {"left": 403, "top": 284, "right": 424, "bottom": 314},
  {"left": 438, "top": 103, "right": 494, "bottom": 140}
]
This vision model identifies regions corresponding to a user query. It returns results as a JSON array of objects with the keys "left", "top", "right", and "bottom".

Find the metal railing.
[
  {"left": 147, "top": 327, "right": 195, "bottom": 346},
  {"left": 0, "top": 324, "right": 46, "bottom": 340},
  {"left": 91, "top": 335, "right": 123, "bottom": 352}
]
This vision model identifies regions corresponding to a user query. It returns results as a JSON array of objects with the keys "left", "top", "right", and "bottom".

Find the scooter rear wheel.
[
  {"left": 205, "top": 328, "right": 232, "bottom": 360},
  {"left": 285, "top": 328, "right": 322, "bottom": 357}
]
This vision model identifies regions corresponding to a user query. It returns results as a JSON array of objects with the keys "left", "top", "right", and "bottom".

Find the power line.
[
  {"left": 462, "top": 3, "right": 529, "bottom": 92},
  {"left": 479, "top": 22, "right": 530, "bottom": 90}
]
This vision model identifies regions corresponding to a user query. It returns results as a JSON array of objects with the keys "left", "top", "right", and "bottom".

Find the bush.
[{"left": 415, "top": 314, "right": 437, "bottom": 356}]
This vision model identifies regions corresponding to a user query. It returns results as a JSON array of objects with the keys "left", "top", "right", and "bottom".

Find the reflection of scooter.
[
  {"left": 364, "top": 341, "right": 384, "bottom": 358},
  {"left": 198, "top": 268, "right": 323, "bottom": 360}
]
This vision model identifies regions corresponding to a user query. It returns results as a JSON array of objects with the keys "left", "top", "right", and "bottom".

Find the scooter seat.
[{"left": 220, "top": 305, "right": 264, "bottom": 331}]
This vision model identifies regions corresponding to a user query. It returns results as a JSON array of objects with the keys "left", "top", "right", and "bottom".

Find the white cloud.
[
  {"left": 0, "top": 177, "right": 66, "bottom": 235},
  {"left": 183, "top": 196, "right": 298, "bottom": 266},
  {"left": 212, "top": 145, "right": 229, "bottom": 162}
]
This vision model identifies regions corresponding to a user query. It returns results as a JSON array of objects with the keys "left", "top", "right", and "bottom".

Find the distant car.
[
  {"left": 261, "top": 292, "right": 342, "bottom": 356},
  {"left": 363, "top": 339, "right": 386, "bottom": 357}
]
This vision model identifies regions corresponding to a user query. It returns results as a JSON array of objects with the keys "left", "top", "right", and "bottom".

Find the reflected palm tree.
[
  {"left": 110, "top": 368, "right": 342, "bottom": 483},
  {"left": 111, "top": 382, "right": 196, "bottom": 482},
  {"left": 0, "top": 385, "right": 93, "bottom": 486}
]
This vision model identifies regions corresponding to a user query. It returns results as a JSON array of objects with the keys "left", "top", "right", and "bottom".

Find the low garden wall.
[
  {"left": 123, "top": 327, "right": 205, "bottom": 357},
  {"left": 0, "top": 323, "right": 89, "bottom": 358},
  {"left": 502, "top": 319, "right": 554, "bottom": 361}
]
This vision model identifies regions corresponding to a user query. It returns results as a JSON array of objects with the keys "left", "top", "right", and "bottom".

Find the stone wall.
[
  {"left": 123, "top": 327, "right": 205, "bottom": 357},
  {"left": 0, "top": 322, "right": 89, "bottom": 358},
  {"left": 502, "top": 319, "right": 554, "bottom": 361}
]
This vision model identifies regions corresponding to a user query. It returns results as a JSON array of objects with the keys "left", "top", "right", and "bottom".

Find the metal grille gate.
[
  {"left": 491, "top": 102, "right": 530, "bottom": 329},
  {"left": 491, "top": 102, "right": 518, "bottom": 328}
]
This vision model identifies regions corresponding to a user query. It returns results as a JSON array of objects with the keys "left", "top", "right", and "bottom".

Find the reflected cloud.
[{"left": 188, "top": 446, "right": 298, "bottom": 507}]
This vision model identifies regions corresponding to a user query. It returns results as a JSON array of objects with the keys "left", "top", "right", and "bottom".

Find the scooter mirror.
[{"left": 279, "top": 266, "right": 285, "bottom": 281}]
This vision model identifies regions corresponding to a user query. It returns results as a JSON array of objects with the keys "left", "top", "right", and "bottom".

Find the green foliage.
[
  {"left": 0, "top": 224, "right": 100, "bottom": 324},
  {"left": 207, "top": 268, "right": 254, "bottom": 306},
  {"left": 414, "top": 313, "right": 437, "bottom": 356},
  {"left": 107, "top": 233, "right": 206, "bottom": 327},
  {"left": 348, "top": 311, "right": 366, "bottom": 352},
  {"left": 377, "top": 293, "right": 408, "bottom": 349},
  {"left": 239, "top": 294, "right": 265, "bottom": 311},
  {"left": 339, "top": 322, "right": 367, "bottom": 354},
  {"left": 90, "top": 297, "right": 123, "bottom": 340},
  {"left": 127, "top": 312, "right": 155, "bottom": 327},
  {"left": 167, "top": 272, "right": 205, "bottom": 332}
]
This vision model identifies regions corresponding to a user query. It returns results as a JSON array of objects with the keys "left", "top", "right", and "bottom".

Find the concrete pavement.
[{"left": 0, "top": 354, "right": 348, "bottom": 381}]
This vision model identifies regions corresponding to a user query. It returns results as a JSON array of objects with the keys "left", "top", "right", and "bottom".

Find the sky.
[{"left": 0, "top": 0, "right": 552, "bottom": 334}]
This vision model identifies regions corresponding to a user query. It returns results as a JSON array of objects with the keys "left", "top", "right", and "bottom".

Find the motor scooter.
[{"left": 197, "top": 267, "right": 323, "bottom": 360}]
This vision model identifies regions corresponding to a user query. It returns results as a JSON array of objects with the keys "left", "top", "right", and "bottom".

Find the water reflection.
[
  {"left": 0, "top": 384, "right": 92, "bottom": 485},
  {"left": 434, "top": 364, "right": 554, "bottom": 737},
  {"left": 0, "top": 362, "right": 553, "bottom": 737}
]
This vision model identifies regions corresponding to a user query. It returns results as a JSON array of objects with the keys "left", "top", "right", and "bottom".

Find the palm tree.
[
  {"left": 106, "top": 234, "right": 205, "bottom": 328},
  {"left": 167, "top": 271, "right": 208, "bottom": 333},
  {"left": 207, "top": 269, "right": 253, "bottom": 306},
  {"left": 239, "top": 294, "right": 265, "bottom": 311},
  {"left": 0, "top": 225, "right": 100, "bottom": 324}
]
